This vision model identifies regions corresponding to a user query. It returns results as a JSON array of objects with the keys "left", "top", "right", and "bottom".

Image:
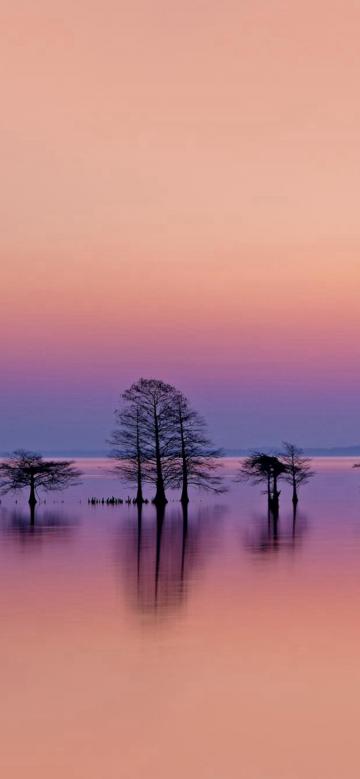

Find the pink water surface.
[{"left": 1, "top": 458, "right": 360, "bottom": 778}]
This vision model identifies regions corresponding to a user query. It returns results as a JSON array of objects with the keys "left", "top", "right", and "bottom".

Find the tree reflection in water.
[
  {"left": 116, "top": 502, "right": 227, "bottom": 617},
  {"left": 243, "top": 505, "right": 308, "bottom": 557},
  {"left": 1, "top": 506, "right": 77, "bottom": 548}
]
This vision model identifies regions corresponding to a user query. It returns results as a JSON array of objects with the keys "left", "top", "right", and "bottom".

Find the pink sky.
[{"left": 1, "top": 0, "right": 360, "bottom": 450}]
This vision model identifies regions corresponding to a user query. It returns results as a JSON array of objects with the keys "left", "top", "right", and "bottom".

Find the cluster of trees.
[
  {"left": 0, "top": 379, "right": 314, "bottom": 517},
  {"left": 108, "top": 378, "right": 224, "bottom": 506},
  {"left": 0, "top": 378, "right": 224, "bottom": 511},
  {"left": 238, "top": 443, "right": 314, "bottom": 514}
]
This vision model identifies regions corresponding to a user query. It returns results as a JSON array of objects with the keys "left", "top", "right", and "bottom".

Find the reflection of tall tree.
[
  {"left": 136, "top": 503, "right": 143, "bottom": 583},
  {"left": 180, "top": 502, "right": 188, "bottom": 586},
  {"left": 154, "top": 504, "right": 165, "bottom": 605},
  {"left": 154, "top": 503, "right": 189, "bottom": 606},
  {"left": 117, "top": 503, "right": 225, "bottom": 617}
]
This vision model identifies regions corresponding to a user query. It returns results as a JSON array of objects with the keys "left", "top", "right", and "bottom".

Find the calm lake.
[{"left": 1, "top": 457, "right": 360, "bottom": 778}]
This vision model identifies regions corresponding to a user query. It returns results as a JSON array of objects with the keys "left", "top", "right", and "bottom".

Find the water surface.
[{"left": 1, "top": 458, "right": 360, "bottom": 778}]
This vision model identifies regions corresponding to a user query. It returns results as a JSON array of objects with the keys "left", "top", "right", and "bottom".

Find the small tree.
[
  {"left": 238, "top": 452, "right": 272, "bottom": 506},
  {"left": 170, "top": 392, "right": 224, "bottom": 504},
  {"left": 280, "top": 442, "right": 314, "bottom": 505},
  {"left": 238, "top": 451, "right": 286, "bottom": 512},
  {"left": 0, "top": 450, "right": 81, "bottom": 508},
  {"left": 269, "top": 456, "right": 287, "bottom": 513}
]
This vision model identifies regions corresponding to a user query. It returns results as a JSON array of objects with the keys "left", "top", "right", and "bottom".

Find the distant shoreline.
[{"left": 2, "top": 448, "right": 360, "bottom": 459}]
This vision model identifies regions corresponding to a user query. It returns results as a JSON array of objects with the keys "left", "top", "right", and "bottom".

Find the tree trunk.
[
  {"left": 271, "top": 473, "right": 280, "bottom": 515},
  {"left": 292, "top": 503, "right": 297, "bottom": 538},
  {"left": 135, "top": 411, "right": 144, "bottom": 504},
  {"left": 136, "top": 479, "right": 144, "bottom": 505},
  {"left": 267, "top": 473, "right": 271, "bottom": 508},
  {"left": 153, "top": 478, "right": 167, "bottom": 506},
  {"left": 292, "top": 478, "right": 298, "bottom": 505},
  {"left": 30, "top": 502, "right": 36, "bottom": 527},
  {"left": 152, "top": 404, "right": 167, "bottom": 505},
  {"left": 179, "top": 405, "right": 189, "bottom": 504},
  {"left": 181, "top": 479, "right": 189, "bottom": 505},
  {"left": 29, "top": 476, "right": 37, "bottom": 507}
]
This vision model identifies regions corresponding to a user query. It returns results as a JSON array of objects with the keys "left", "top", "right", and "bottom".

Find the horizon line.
[{"left": 2, "top": 446, "right": 360, "bottom": 458}]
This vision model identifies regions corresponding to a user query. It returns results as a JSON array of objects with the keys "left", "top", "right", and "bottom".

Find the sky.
[{"left": 1, "top": 0, "right": 360, "bottom": 452}]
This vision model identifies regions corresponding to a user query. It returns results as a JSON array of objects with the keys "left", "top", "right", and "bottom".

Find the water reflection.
[
  {"left": 1, "top": 506, "right": 77, "bottom": 547},
  {"left": 244, "top": 506, "right": 308, "bottom": 557},
  {"left": 117, "top": 502, "right": 226, "bottom": 617}
]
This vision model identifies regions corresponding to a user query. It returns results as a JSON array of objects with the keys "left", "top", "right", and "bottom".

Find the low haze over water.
[{"left": 1, "top": 457, "right": 360, "bottom": 778}]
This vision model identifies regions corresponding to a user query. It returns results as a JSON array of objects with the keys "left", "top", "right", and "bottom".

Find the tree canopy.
[
  {"left": 109, "top": 378, "right": 223, "bottom": 504},
  {"left": 238, "top": 451, "right": 287, "bottom": 512},
  {"left": 0, "top": 450, "right": 82, "bottom": 506}
]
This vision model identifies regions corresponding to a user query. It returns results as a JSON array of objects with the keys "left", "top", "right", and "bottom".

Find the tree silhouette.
[
  {"left": 108, "top": 395, "right": 148, "bottom": 504},
  {"left": 0, "top": 450, "right": 81, "bottom": 515},
  {"left": 110, "top": 379, "right": 224, "bottom": 505},
  {"left": 170, "top": 392, "right": 224, "bottom": 504},
  {"left": 269, "top": 455, "right": 287, "bottom": 514},
  {"left": 238, "top": 451, "right": 286, "bottom": 513},
  {"left": 279, "top": 442, "right": 314, "bottom": 505},
  {"left": 110, "top": 378, "right": 179, "bottom": 506},
  {"left": 238, "top": 452, "right": 272, "bottom": 506}
]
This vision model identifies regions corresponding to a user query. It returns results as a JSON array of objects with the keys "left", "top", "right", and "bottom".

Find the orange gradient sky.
[{"left": 1, "top": 0, "right": 360, "bottom": 450}]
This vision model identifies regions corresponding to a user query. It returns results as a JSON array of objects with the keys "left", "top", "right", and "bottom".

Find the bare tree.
[
  {"left": 238, "top": 452, "right": 272, "bottom": 505},
  {"left": 269, "top": 456, "right": 287, "bottom": 513},
  {"left": 0, "top": 450, "right": 81, "bottom": 509},
  {"left": 110, "top": 378, "right": 179, "bottom": 506},
  {"left": 237, "top": 451, "right": 286, "bottom": 513},
  {"left": 170, "top": 392, "right": 224, "bottom": 504},
  {"left": 108, "top": 396, "right": 149, "bottom": 504},
  {"left": 279, "top": 442, "right": 314, "bottom": 505}
]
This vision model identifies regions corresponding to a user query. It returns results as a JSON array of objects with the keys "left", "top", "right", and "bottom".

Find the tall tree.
[
  {"left": 108, "top": 396, "right": 148, "bottom": 504},
  {"left": 170, "top": 392, "right": 224, "bottom": 504},
  {"left": 0, "top": 450, "right": 81, "bottom": 509},
  {"left": 110, "top": 378, "right": 179, "bottom": 505},
  {"left": 280, "top": 442, "right": 314, "bottom": 504}
]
